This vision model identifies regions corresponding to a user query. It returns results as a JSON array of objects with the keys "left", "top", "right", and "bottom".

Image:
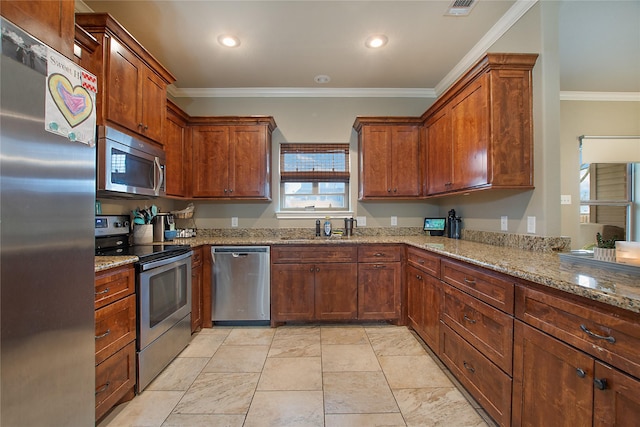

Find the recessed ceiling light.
[
  {"left": 365, "top": 34, "right": 388, "bottom": 49},
  {"left": 314, "top": 74, "right": 331, "bottom": 84},
  {"left": 218, "top": 35, "right": 240, "bottom": 48}
]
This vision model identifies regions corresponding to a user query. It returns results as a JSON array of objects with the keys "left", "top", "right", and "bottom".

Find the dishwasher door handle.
[{"left": 232, "top": 253, "right": 249, "bottom": 258}]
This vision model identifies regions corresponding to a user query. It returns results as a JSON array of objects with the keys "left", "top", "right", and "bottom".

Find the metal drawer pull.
[
  {"left": 463, "top": 315, "right": 477, "bottom": 324},
  {"left": 374, "top": 253, "right": 385, "bottom": 257},
  {"left": 580, "top": 324, "right": 616, "bottom": 344},
  {"left": 95, "top": 329, "right": 111, "bottom": 340},
  {"left": 463, "top": 277, "right": 476, "bottom": 285},
  {"left": 463, "top": 361, "right": 475, "bottom": 373},
  {"left": 95, "top": 287, "right": 110, "bottom": 295},
  {"left": 594, "top": 378, "right": 608, "bottom": 390},
  {"left": 95, "top": 381, "right": 110, "bottom": 395},
  {"left": 374, "top": 264, "right": 386, "bottom": 269},
  {"left": 418, "top": 259, "right": 425, "bottom": 264}
]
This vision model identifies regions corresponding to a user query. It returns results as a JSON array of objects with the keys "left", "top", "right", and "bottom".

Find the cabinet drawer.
[
  {"left": 95, "top": 265, "right": 135, "bottom": 309},
  {"left": 516, "top": 284, "right": 640, "bottom": 379},
  {"left": 95, "top": 295, "right": 136, "bottom": 365},
  {"left": 442, "top": 284, "right": 513, "bottom": 374},
  {"left": 441, "top": 259, "right": 514, "bottom": 314},
  {"left": 441, "top": 324, "right": 512, "bottom": 427},
  {"left": 272, "top": 245, "right": 357, "bottom": 264},
  {"left": 358, "top": 245, "right": 401, "bottom": 262},
  {"left": 95, "top": 341, "right": 136, "bottom": 421},
  {"left": 406, "top": 246, "right": 440, "bottom": 278}
]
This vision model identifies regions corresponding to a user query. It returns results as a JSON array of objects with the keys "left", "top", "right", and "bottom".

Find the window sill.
[{"left": 276, "top": 211, "right": 354, "bottom": 220}]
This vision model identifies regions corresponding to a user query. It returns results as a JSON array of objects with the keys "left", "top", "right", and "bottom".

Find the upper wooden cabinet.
[
  {"left": 423, "top": 53, "right": 538, "bottom": 196},
  {"left": 190, "top": 117, "right": 276, "bottom": 200},
  {"left": 1, "top": 0, "right": 75, "bottom": 59},
  {"left": 353, "top": 118, "right": 424, "bottom": 200},
  {"left": 75, "top": 13, "right": 175, "bottom": 145},
  {"left": 164, "top": 100, "right": 190, "bottom": 197}
]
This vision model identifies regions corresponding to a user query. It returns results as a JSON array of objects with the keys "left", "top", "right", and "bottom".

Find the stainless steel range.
[{"left": 95, "top": 215, "right": 192, "bottom": 392}]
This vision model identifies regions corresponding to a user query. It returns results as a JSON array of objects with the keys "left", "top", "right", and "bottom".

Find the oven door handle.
[{"left": 139, "top": 250, "right": 192, "bottom": 271}]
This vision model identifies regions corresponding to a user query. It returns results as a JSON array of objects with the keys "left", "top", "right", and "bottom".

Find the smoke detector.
[{"left": 445, "top": 0, "right": 476, "bottom": 16}]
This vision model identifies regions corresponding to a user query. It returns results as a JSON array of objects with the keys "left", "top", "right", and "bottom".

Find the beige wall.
[{"left": 560, "top": 101, "right": 640, "bottom": 248}]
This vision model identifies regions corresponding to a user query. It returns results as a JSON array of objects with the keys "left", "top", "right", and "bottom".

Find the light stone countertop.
[{"left": 95, "top": 235, "right": 640, "bottom": 314}]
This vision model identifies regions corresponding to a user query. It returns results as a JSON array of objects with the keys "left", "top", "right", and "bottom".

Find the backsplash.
[{"left": 195, "top": 227, "right": 571, "bottom": 253}]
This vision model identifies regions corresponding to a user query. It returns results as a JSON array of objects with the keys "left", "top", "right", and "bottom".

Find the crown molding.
[
  {"left": 434, "top": 0, "right": 538, "bottom": 96},
  {"left": 167, "top": 86, "right": 437, "bottom": 98},
  {"left": 560, "top": 91, "right": 640, "bottom": 102}
]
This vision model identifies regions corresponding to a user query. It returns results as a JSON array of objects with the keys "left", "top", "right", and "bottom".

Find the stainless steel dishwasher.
[{"left": 211, "top": 246, "right": 270, "bottom": 325}]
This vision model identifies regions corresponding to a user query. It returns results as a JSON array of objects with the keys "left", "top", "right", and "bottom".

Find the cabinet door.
[
  {"left": 512, "top": 321, "right": 594, "bottom": 427},
  {"left": 271, "top": 264, "right": 315, "bottom": 322},
  {"left": 107, "top": 37, "right": 143, "bottom": 135},
  {"left": 315, "top": 263, "right": 358, "bottom": 320},
  {"left": 390, "top": 126, "right": 421, "bottom": 196},
  {"left": 357, "top": 262, "right": 402, "bottom": 320},
  {"left": 191, "top": 126, "right": 230, "bottom": 197},
  {"left": 141, "top": 69, "right": 166, "bottom": 143},
  {"left": 425, "top": 108, "right": 452, "bottom": 194},
  {"left": 450, "top": 74, "right": 489, "bottom": 190},
  {"left": 360, "top": 126, "right": 391, "bottom": 197},
  {"left": 230, "top": 126, "right": 269, "bottom": 198},
  {"left": 594, "top": 362, "right": 640, "bottom": 427},
  {"left": 407, "top": 265, "right": 425, "bottom": 334},
  {"left": 1, "top": 0, "right": 75, "bottom": 59},
  {"left": 164, "top": 108, "right": 189, "bottom": 197}
]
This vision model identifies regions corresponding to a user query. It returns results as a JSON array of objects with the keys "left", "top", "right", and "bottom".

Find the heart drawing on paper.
[{"left": 47, "top": 73, "right": 94, "bottom": 128}]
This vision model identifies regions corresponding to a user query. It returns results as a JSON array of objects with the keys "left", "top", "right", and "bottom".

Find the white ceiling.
[{"left": 78, "top": 0, "right": 640, "bottom": 98}]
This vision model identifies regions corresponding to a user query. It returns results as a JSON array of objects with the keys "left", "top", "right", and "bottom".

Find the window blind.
[{"left": 280, "top": 143, "right": 350, "bottom": 182}]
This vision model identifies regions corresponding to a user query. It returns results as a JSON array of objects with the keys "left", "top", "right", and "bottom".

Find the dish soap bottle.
[{"left": 323, "top": 217, "right": 332, "bottom": 237}]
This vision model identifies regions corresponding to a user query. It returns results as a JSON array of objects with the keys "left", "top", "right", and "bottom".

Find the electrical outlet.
[
  {"left": 561, "top": 195, "right": 572, "bottom": 205},
  {"left": 231, "top": 217, "right": 238, "bottom": 227},
  {"left": 501, "top": 216, "right": 508, "bottom": 231},
  {"left": 391, "top": 216, "right": 398, "bottom": 226},
  {"left": 356, "top": 216, "right": 366, "bottom": 227},
  {"left": 527, "top": 216, "right": 536, "bottom": 234}
]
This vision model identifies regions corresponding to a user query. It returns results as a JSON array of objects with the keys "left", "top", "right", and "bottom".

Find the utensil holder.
[{"left": 133, "top": 224, "right": 153, "bottom": 244}]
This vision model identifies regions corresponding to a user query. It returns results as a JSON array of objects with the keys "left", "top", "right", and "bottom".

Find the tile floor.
[{"left": 98, "top": 324, "right": 496, "bottom": 427}]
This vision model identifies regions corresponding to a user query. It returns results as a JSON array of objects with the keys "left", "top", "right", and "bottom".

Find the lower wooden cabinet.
[
  {"left": 357, "top": 245, "right": 402, "bottom": 321},
  {"left": 441, "top": 324, "right": 512, "bottom": 427},
  {"left": 513, "top": 284, "right": 640, "bottom": 427},
  {"left": 94, "top": 264, "right": 136, "bottom": 421},
  {"left": 191, "top": 246, "right": 203, "bottom": 332},
  {"left": 95, "top": 341, "right": 136, "bottom": 421},
  {"left": 406, "top": 264, "right": 441, "bottom": 353},
  {"left": 271, "top": 261, "right": 357, "bottom": 322}
]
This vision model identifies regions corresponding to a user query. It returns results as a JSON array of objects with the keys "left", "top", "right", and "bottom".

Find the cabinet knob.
[
  {"left": 309, "top": 267, "right": 315, "bottom": 273},
  {"left": 138, "top": 123, "right": 144, "bottom": 128},
  {"left": 594, "top": 378, "right": 608, "bottom": 390},
  {"left": 316, "top": 267, "right": 320, "bottom": 272},
  {"left": 387, "top": 188, "right": 391, "bottom": 193},
  {"left": 224, "top": 189, "right": 228, "bottom": 193},
  {"left": 463, "top": 361, "right": 475, "bottom": 374},
  {"left": 393, "top": 188, "right": 397, "bottom": 192},
  {"left": 576, "top": 368, "right": 586, "bottom": 378},
  {"left": 415, "top": 274, "right": 422, "bottom": 280},
  {"left": 229, "top": 189, "right": 233, "bottom": 193}
]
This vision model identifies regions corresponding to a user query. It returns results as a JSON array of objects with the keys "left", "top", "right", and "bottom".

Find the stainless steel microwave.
[{"left": 97, "top": 126, "right": 165, "bottom": 198}]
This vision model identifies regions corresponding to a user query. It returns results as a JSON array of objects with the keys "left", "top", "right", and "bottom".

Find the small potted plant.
[{"left": 593, "top": 232, "right": 620, "bottom": 262}]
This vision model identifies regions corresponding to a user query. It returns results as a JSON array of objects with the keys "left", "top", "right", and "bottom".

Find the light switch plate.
[
  {"left": 356, "top": 216, "right": 366, "bottom": 227},
  {"left": 391, "top": 216, "right": 398, "bottom": 226},
  {"left": 501, "top": 216, "right": 508, "bottom": 231},
  {"left": 231, "top": 217, "right": 238, "bottom": 227},
  {"left": 527, "top": 216, "right": 536, "bottom": 234},
  {"left": 561, "top": 195, "right": 572, "bottom": 205}
]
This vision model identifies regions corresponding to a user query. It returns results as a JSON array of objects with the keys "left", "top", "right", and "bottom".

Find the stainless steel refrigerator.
[{"left": 1, "top": 18, "right": 96, "bottom": 425}]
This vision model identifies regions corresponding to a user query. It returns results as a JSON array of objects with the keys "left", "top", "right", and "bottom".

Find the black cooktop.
[{"left": 96, "top": 243, "right": 191, "bottom": 263}]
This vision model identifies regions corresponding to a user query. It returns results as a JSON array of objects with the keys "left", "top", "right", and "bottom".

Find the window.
[{"left": 279, "top": 143, "right": 350, "bottom": 212}]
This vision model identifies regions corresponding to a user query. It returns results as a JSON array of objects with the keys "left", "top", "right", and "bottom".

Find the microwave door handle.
[{"left": 153, "top": 157, "right": 163, "bottom": 196}]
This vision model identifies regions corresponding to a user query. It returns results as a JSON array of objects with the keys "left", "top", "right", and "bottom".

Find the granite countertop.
[{"left": 95, "top": 235, "right": 640, "bottom": 314}]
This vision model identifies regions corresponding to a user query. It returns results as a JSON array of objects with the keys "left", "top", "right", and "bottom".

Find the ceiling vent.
[{"left": 445, "top": 0, "right": 476, "bottom": 16}]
